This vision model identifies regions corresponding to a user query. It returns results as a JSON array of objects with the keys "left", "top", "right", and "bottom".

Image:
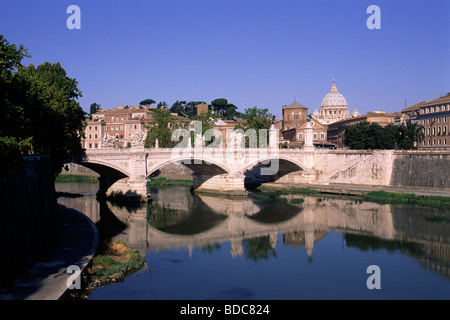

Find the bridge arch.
[
  {"left": 147, "top": 156, "right": 230, "bottom": 177},
  {"left": 80, "top": 160, "right": 130, "bottom": 199},
  {"left": 242, "top": 156, "right": 305, "bottom": 186}
]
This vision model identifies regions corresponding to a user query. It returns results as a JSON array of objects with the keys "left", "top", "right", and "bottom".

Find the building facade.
[
  {"left": 417, "top": 93, "right": 450, "bottom": 150},
  {"left": 83, "top": 106, "right": 157, "bottom": 149},
  {"left": 280, "top": 99, "right": 328, "bottom": 148}
]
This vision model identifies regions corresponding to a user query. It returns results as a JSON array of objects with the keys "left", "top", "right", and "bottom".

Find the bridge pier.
[
  {"left": 105, "top": 177, "right": 150, "bottom": 203},
  {"left": 192, "top": 172, "right": 247, "bottom": 196}
]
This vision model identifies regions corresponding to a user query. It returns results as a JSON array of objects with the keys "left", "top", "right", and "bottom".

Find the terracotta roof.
[
  {"left": 283, "top": 99, "right": 307, "bottom": 109},
  {"left": 421, "top": 94, "right": 450, "bottom": 107},
  {"left": 401, "top": 101, "right": 427, "bottom": 113}
]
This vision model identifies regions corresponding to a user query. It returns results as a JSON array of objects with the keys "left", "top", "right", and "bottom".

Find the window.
[
  {"left": 95, "top": 126, "right": 98, "bottom": 131},
  {"left": 106, "top": 126, "right": 109, "bottom": 131},
  {"left": 320, "top": 132, "right": 325, "bottom": 139},
  {"left": 89, "top": 126, "right": 92, "bottom": 131},
  {"left": 294, "top": 113, "right": 299, "bottom": 120},
  {"left": 313, "top": 133, "right": 318, "bottom": 139},
  {"left": 95, "top": 143, "right": 98, "bottom": 148},
  {"left": 298, "top": 133, "right": 303, "bottom": 140},
  {"left": 89, "top": 134, "right": 92, "bottom": 139},
  {"left": 445, "top": 139, "right": 447, "bottom": 145},
  {"left": 427, "top": 128, "right": 430, "bottom": 136},
  {"left": 89, "top": 143, "right": 92, "bottom": 148},
  {"left": 134, "top": 125, "right": 137, "bottom": 129},
  {"left": 120, "top": 125, "right": 123, "bottom": 130},
  {"left": 94, "top": 134, "right": 97, "bottom": 139},
  {"left": 116, "top": 126, "right": 119, "bottom": 130}
]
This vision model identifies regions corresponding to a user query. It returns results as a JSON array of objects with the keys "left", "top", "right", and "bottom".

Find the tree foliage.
[
  {"left": 0, "top": 34, "right": 86, "bottom": 173},
  {"left": 139, "top": 98, "right": 156, "bottom": 106},
  {"left": 89, "top": 102, "right": 101, "bottom": 119},
  {"left": 210, "top": 98, "right": 240, "bottom": 120},
  {"left": 343, "top": 121, "right": 424, "bottom": 150},
  {"left": 146, "top": 107, "right": 183, "bottom": 148},
  {"left": 235, "top": 106, "right": 273, "bottom": 147}
]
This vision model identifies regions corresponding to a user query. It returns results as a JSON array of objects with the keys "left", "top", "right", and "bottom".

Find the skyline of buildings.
[{"left": 84, "top": 80, "right": 450, "bottom": 150}]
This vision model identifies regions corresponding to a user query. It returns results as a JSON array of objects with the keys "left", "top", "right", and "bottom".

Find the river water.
[{"left": 55, "top": 182, "right": 449, "bottom": 300}]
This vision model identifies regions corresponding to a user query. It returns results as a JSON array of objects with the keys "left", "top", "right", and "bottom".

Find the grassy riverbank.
[
  {"left": 147, "top": 177, "right": 192, "bottom": 187},
  {"left": 256, "top": 185, "right": 450, "bottom": 219},
  {"left": 363, "top": 190, "right": 450, "bottom": 212},
  {"left": 70, "top": 239, "right": 146, "bottom": 299},
  {"left": 55, "top": 174, "right": 98, "bottom": 183}
]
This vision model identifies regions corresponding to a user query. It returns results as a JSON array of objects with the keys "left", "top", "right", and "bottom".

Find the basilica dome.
[
  {"left": 317, "top": 80, "right": 350, "bottom": 125},
  {"left": 321, "top": 80, "right": 348, "bottom": 108}
]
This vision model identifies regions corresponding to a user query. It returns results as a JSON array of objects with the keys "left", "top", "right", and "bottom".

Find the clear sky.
[{"left": 1, "top": 0, "right": 448, "bottom": 119}]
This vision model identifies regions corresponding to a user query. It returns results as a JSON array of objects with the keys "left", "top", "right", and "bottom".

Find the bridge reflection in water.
[{"left": 56, "top": 183, "right": 449, "bottom": 280}]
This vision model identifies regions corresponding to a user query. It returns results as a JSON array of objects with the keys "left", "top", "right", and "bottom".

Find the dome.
[
  {"left": 351, "top": 107, "right": 361, "bottom": 117},
  {"left": 321, "top": 80, "right": 348, "bottom": 108}
]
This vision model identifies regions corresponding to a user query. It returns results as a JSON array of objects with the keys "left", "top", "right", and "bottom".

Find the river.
[{"left": 55, "top": 182, "right": 450, "bottom": 300}]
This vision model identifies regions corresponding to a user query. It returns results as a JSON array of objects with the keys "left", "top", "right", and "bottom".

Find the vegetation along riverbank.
[
  {"left": 255, "top": 185, "right": 450, "bottom": 221},
  {"left": 69, "top": 239, "right": 146, "bottom": 300}
]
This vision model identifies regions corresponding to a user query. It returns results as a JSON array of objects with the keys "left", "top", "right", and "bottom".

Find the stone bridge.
[{"left": 81, "top": 127, "right": 450, "bottom": 201}]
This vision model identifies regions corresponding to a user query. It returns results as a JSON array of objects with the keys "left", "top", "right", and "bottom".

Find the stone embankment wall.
[
  {"left": 390, "top": 151, "right": 450, "bottom": 189},
  {"left": 0, "top": 156, "right": 59, "bottom": 288},
  {"left": 314, "top": 150, "right": 450, "bottom": 190}
]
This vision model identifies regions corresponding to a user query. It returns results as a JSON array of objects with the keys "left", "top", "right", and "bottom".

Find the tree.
[
  {"left": 210, "top": 98, "right": 240, "bottom": 120},
  {"left": 343, "top": 121, "right": 371, "bottom": 149},
  {"left": 146, "top": 107, "right": 182, "bottom": 148},
  {"left": 13, "top": 62, "right": 86, "bottom": 173},
  {"left": 139, "top": 98, "right": 156, "bottom": 106},
  {"left": 235, "top": 106, "right": 273, "bottom": 147},
  {"left": 0, "top": 34, "right": 31, "bottom": 168},
  {"left": 89, "top": 102, "right": 101, "bottom": 119},
  {"left": 157, "top": 101, "right": 167, "bottom": 108},
  {"left": 0, "top": 34, "right": 86, "bottom": 174},
  {"left": 398, "top": 123, "right": 424, "bottom": 150}
]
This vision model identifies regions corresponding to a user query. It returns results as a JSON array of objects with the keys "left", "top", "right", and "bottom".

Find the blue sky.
[{"left": 1, "top": 0, "right": 448, "bottom": 118}]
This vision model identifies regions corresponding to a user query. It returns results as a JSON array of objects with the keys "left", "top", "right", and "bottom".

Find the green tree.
[
  {"left": 398, "top": 123, "right": 424, "bottom": 150},
  {"left": 381, "top": 124, "right": 399, "bottom": 149},
  {"left": 146, "top": 107, "right": 182, "bottom": 148},
  {"left": 13, "top": 62, "right": 86, "bottom": 173},
  {"left": 139, "top": 98, "right": 156, "bottom": 106},
  {"left": 89, "top": 102, "right": 101, "bottom": 119},
  {"left": 0, "top": 35, "right": 86, "bottom": 173},
  {"left": 343, "top": 121, "right": 371, "bottom": 149},
  {"left": 235, "top": 106, "right": 273, "bottom": 147},
  {"left": 0, "top": 34, "right": 31, "bottom": 168},
  {"left": 210, "top": 98, "right": 240, "bottom": 120}
]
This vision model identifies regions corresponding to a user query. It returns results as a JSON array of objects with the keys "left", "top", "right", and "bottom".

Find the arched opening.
[
  {"left": 244, "top": 158, "right": 304, "bottom": 189},
  {"left": 79, "top": 162, "right": 129, "bottom": 199},
  {"left": 147, "top": 158, "right": 231, "bottom": 193}
]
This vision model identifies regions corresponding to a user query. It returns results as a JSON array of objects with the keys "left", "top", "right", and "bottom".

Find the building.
[
  {"left": 327, "top": 111, "right": 400, "bottom": 148},
  {"left": 83, "top": 105, "right": 190, "bottom": 149},
  {"left": 399, "top": 101, "right": 427, "bottom": 125},
  {"left": 313, "top": 80, "right": 353, "bottom": 125},
  {"left": 280, "top": 99, "right": 328, "bottom": 148},
  {"left": 417, "top": 93, "right": 450, "bottom": 150}
]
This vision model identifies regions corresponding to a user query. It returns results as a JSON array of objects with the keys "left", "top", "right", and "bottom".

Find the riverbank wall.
[{"left": 0, "top": 156, "right": 59, "bottom": 289}]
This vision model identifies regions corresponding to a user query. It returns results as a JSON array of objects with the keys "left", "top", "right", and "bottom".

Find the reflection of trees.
[
  {"left": 201, "top": 243, "right": 222, "bottom": 254},
  {"left": 242, "top": 236, "right": 276, "bottom": 261},
  {"left": 344, "top": 233, "right": 422, "bottom": 254}
]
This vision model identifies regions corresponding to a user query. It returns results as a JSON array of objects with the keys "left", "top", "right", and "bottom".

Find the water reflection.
[{"left": 56, "top": 183, "right": 450, "bottom": 282}]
